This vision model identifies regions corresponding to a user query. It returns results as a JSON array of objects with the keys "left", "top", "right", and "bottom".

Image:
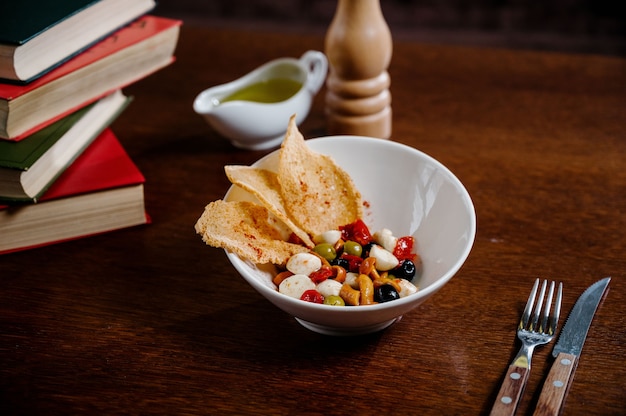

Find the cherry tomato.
[
  {"left": 300, "top": 289, "right": 324, "bottom": 304},
  {"left": 393, "top": 236, "right": 416, "bottom": 261},
  {"left": 309, "top": 266, "right": 333, "bottom": 284},
  {"left": 339, "top": 219, "right": 373, "bottom": 246}
]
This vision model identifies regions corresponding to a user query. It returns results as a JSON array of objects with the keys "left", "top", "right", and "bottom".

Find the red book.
[
  {"left": 0, "top": 15, "right": 181, "bottom": 140},
  {"left": 0, "top": 128, "right": 149, "bottom": 254}
]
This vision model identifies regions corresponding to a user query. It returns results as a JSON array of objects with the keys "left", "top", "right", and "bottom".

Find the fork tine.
[
  {"left": 530, "top": 279, "right": 547, "bottom": 331},
  {"left": 519, "top": 278, "right": 539, "bottom": 330},
  {"left": 549, "top": 282, "right": 563, "bottom": 336},
  {"left": 540, "top": 281, "right": 555, "bottom": 333}
]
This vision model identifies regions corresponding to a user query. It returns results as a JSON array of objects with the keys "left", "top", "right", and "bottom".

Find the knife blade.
[{"left": 533, "top": 277, "right": 611, "bottom": 416}]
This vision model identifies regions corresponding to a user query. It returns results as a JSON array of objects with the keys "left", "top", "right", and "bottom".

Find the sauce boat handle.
[{"left": 300, "top": 50, "right": 328, "bottom": 95}]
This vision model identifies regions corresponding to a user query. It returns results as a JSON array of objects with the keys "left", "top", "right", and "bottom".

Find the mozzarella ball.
[
  {"left": 286, "top": 252, "right": 322, "bottom": 276},
  {"left": 316, "top": 279, "right": 343, "bottom": 298},
  {"left": 373, "top": 228, "right": 398, "bottom": 252},
  {"left": 397, "top": 279, "right": 419, "bottom": 298},
  {"left": 369, "top": 244, "right": 399, "bottom": 271},
  {"left": 279, "top": 274, "right": 316, "bottom": 299},
  {"left": 345, "top": 272, "right": 360, "bottom": 289},
  {"left": 313, "top": 230, "right": 342, "bottom": 245}
]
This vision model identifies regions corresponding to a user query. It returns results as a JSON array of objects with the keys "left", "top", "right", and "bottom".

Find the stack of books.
[{"left": 0, "top": 0, "right": 182, "bottom": 254}]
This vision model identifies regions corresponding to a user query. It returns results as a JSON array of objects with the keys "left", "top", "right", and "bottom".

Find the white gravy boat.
[{"left": 193, "top": 50, "right": 328, "bottom": 150}]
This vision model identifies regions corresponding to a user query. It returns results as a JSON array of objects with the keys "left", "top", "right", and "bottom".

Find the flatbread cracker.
[
  {"left": 195, "top": 200, "right": 308, "bottom": 265},
  {"left": 224, "top": 166, "right": 315, "bottom": 248},
  {"left": 278, "top": 115, "right": 363, "bottom": 236}
]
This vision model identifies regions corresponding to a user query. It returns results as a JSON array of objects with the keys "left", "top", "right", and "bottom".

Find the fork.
[{"left": 490, "top": 279, "right": 563, "bottom": 416}]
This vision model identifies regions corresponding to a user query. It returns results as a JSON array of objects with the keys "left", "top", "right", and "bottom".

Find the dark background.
[{"left": 155, "top": 0, "right": 626, "bottom": 56}]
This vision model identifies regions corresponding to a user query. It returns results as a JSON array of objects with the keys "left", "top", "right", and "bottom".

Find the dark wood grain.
[{"left": 1, "top": 24, "right": 625, "bottom": 415}]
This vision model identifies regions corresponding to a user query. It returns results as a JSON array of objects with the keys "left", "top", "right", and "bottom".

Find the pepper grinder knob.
[{"left": 324, "top": 0, "right": 393, "bottom": 139}]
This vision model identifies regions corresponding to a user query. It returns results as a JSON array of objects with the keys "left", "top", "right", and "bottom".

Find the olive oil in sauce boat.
[{"left": 193, "top": 51, "right": 328, "bottom": 150}]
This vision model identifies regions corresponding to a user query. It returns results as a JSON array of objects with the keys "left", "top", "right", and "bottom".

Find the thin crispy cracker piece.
[
  {"left": 224, "top": 166, "right": 315, "bottom": 248},
  {"left": 195, "top": 200, "right": 308, "bottom": 265},
  {"left": 278, "top": 115, "right": 363, "bottom": 237}
]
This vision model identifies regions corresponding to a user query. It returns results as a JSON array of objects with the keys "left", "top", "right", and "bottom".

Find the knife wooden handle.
[
  {"left": 490, "top": 364, "right": 530, "bottom": 416},
  {"left": 533, "top": 352, "right": 578, "bottom": 416}
]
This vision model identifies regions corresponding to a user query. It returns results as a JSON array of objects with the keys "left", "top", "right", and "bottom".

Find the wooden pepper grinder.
[{"left": 324, "top": 0, "right": 393, "bottom": 139}]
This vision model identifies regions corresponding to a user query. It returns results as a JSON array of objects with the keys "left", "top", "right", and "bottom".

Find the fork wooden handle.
[
  {"left": 490, "top": 364, "right": 530, "bottom": 416},
  {"left": 533, "top": 352, "right": 578, "bottom": 416}
]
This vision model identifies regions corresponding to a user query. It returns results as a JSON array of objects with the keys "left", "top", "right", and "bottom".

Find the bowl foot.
[
  {"left": 295, "top": 316, "right": 401, "bottom": 336},
  {"left": 230, "top": 134, "right": 285, "bottom": 151}
]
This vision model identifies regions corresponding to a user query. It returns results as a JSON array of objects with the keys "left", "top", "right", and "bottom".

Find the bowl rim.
[{"left": 224, "top": 135, "right": 477, "bottom": 313}]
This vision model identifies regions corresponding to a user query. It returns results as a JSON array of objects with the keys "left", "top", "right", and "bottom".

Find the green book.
[
  {"left": 0, "top": 0, "right": 155, "bottom": 82},
  {"left": 0, "top": 90, "right": 130, "bottom": 202}
]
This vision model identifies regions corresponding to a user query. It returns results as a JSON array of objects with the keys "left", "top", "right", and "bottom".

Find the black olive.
[
  {"left": 361, "top": 242, "right": 374, "bottom": 258},
  {"left": 331, "top": 257, "right": 350, "bottom": 270},
  {"left": 374, "top": 285, "right": 400, "bottom": 303},
  {"left": 394, "top": 260, "right": 416, "bottom": 281}
]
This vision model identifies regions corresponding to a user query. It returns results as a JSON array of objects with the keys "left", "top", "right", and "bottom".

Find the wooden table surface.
[{"left": 1, "top": 24, "right": 625, "bottom": 415}]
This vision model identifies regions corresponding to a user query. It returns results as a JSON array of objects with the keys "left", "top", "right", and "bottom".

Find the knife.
[{"left": 533, "top": 277, "right": 611, "bottom": 416}]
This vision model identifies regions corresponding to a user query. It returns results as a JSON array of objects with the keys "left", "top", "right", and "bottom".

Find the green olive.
[
  {"left": 323, "top": 295, "right": 345, "bottom": 306},
  {"left": 343, "top": 240, "right": 363, "bottom": 257},
  {"left": 314, "top": 243, "right": 336, "bottom": 261}
]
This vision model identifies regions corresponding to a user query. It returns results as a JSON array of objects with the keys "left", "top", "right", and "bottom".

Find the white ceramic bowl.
[{"left": 225, "top": 136, "right": 476, "bottom": 336}]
